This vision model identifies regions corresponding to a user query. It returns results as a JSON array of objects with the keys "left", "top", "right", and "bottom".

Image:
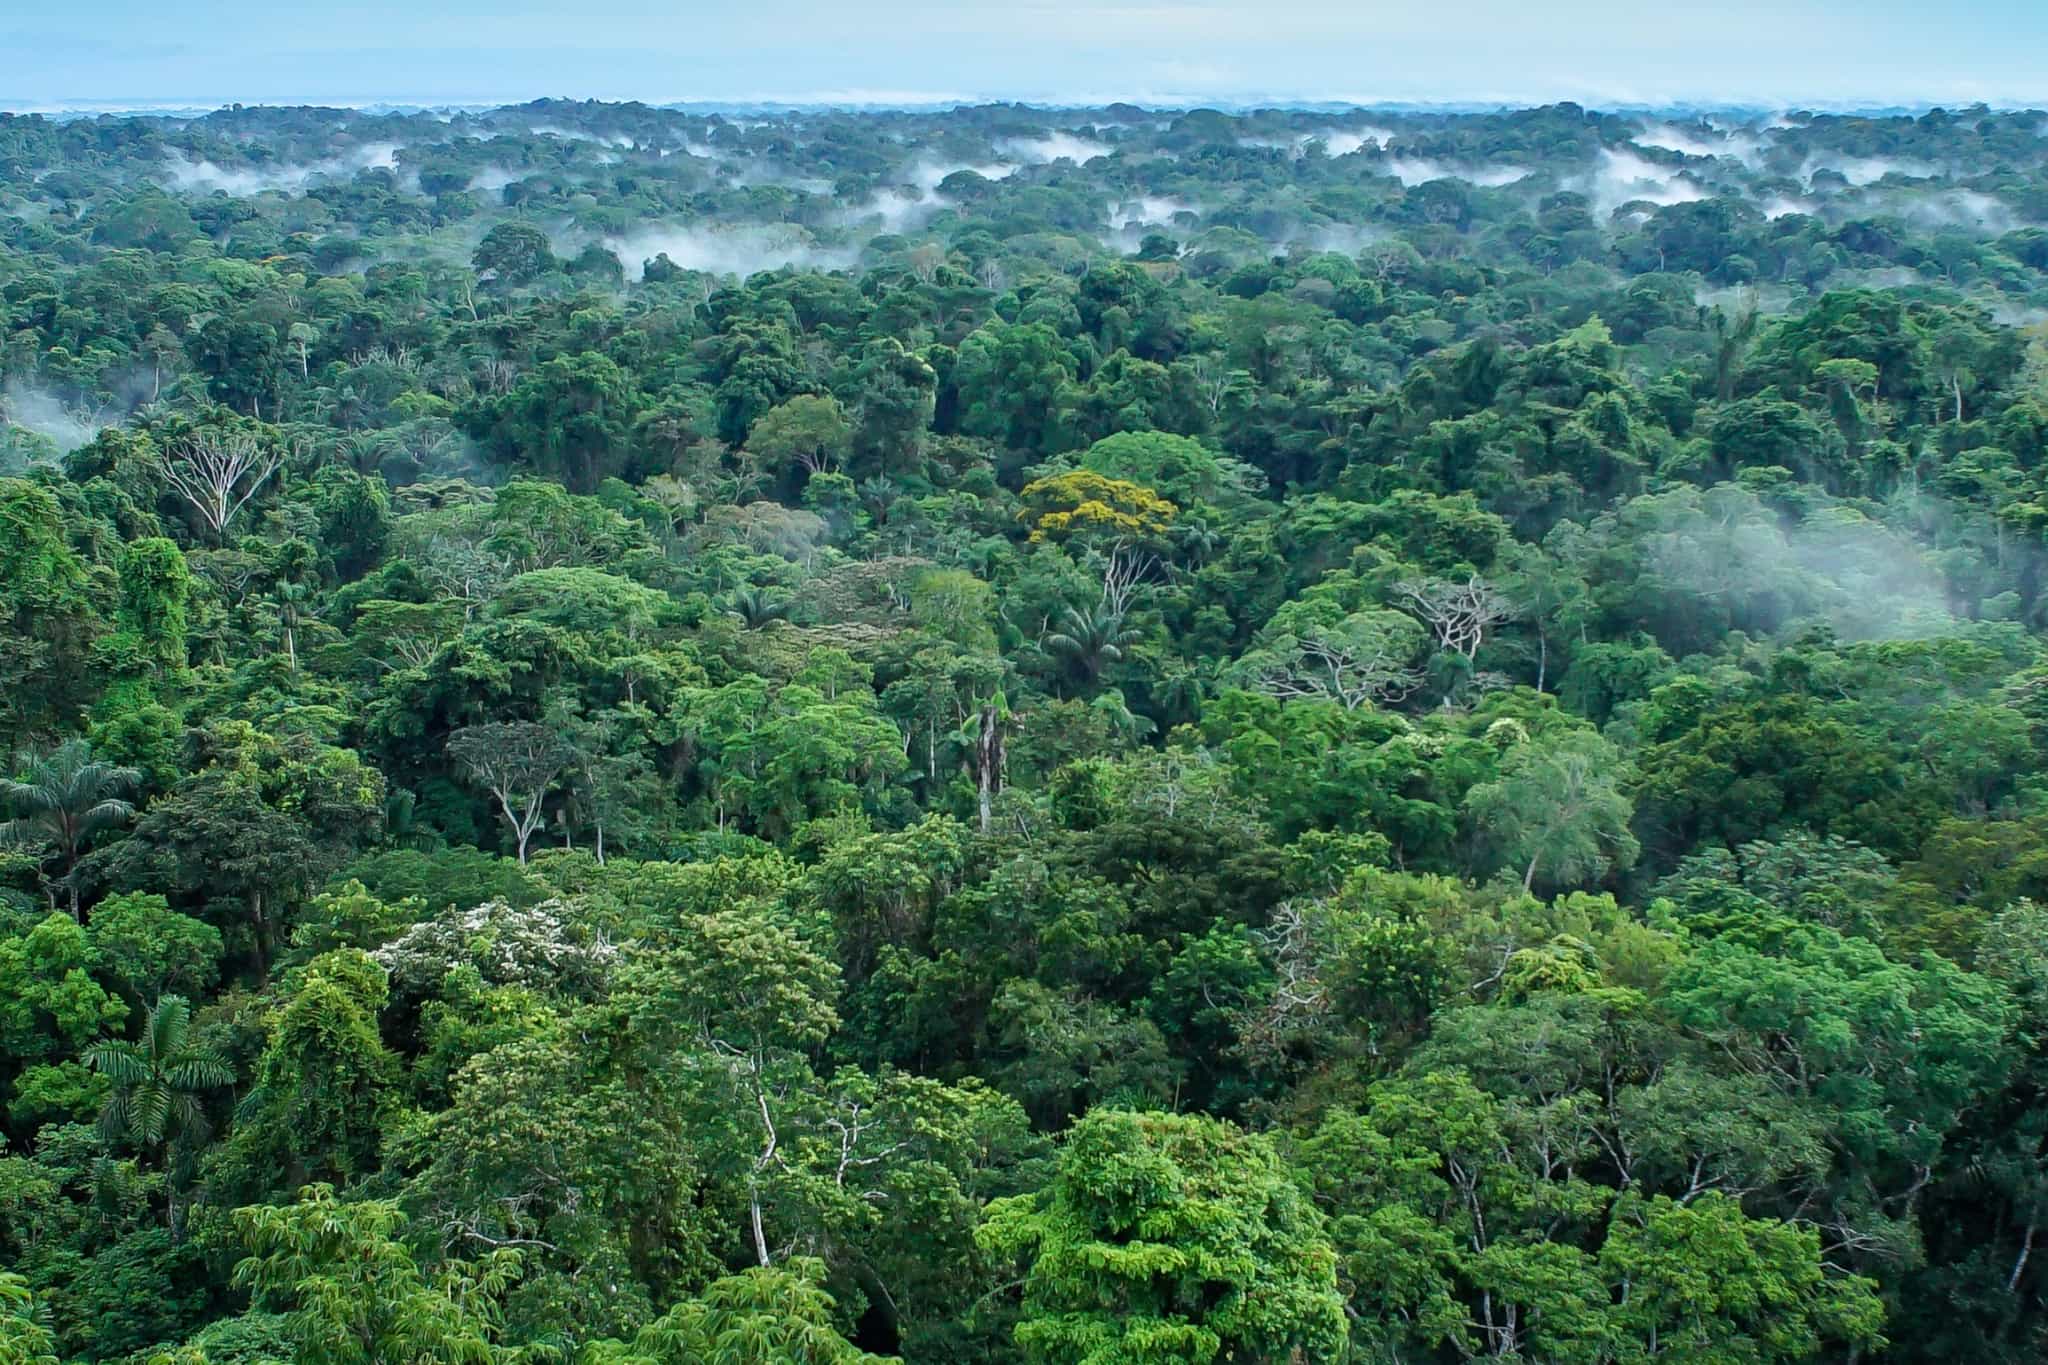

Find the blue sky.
[{"left": 8, "top": 1, "right": 2048, "bottom": 110}]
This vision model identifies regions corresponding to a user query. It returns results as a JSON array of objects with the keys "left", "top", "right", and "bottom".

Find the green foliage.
[
  {"left": 583, "top": 1259, "right": 880, "bottom": 1365},
  {"left": 233, "top": 1185, "right": 532, "bottom": 1365},
  {"left": 979, "top": 1108, "right": 1345, "bottom": 1364},
  {"left": 83, "top": 993, "right": 233, "bottom": 1152},
  {"left": 14, "top": 97, "right": 2048, "bottom": 1365},
  {"left": 86, "top": 892, "right": 223, "bottom": 999}
]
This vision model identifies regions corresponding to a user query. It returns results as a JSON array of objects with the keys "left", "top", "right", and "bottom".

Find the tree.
[
  {"left": 464, "top": 353, "right": 645, "bottom": 492},
  {"left": 746, "top": 393, "right": 852, "bottom": 481},
  {"left": 0, "top": 1274, "right": 58, "bottom": 1365},
  {"left": 471, "top": 222, "right": 557, "bottom": 287},
  {"left": 1074, "top": 431, "right": 1257, "bottom": 507},
  {"left": 1601, "top": 1194, "right": 1885, "bottom": 1363},
  {"left": 114, "top": 537, "right": 191, "bottom": 677},
  {"left": 585, "top": 1259, "right": 881, "bottom": 1365},
  {"left": 622, "top": 902, "right": 841, "bottom": 1267},
  {"left": 1041, "top": 603, "right": 1144, "bottom": 694},
  {"left": 233, "top": 1185, "right": 531, "bottom": 1365},
  {"left": 0, "top": 738, "right": 141, "bottom": 918},
  {"left": 82, "top": 993, "right": 233, "bottom": 1234},
  {"left": 1235, "top": 602, "right": 1424, "bottom": 710},
  {"left": 218, "top": 951, "right": 400, "bottom": 1198},
  {"left": 87, "top": 892, "right": 224, "bottom": 999},
  {"left": 956, "top": 322, "right": 1077, "bottom": 454},
  {"left": 1020, "top": 471, "right": 1177, "bottom": 546},
  {"left": 1395, "top": 573, "right": 1518, "bottom": 663},
  {"left": 0, "top": 479, "right": 99, "bottom": 740},
  {"left": 83, "top": 994, "right": 233, "bottom": 1154},
  {"left": 1464, "top": 729, "right": 1638, "bottom": 891},
  {"left": 447, "top": 723, "right": 577, "bottom": 865},
  {"left": 395, "top": 1023, "right": 708, "bottom": 1337},
  {"left": 99, "top": 727, "right": 385, "bottom": 969},
  {"left": 978, "top": 1108, "right": 1346, "bottom": 1365},
  {"left": 848, "top": 338, "right": 936, "bottom": 475},
  {"left": 156, "top": 431, "right": 285, "bottom": 538}
]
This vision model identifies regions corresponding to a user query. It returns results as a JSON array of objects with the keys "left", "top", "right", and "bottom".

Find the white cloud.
[
  {"left": 996, "top": 132, "right": 1111, "bottom": 163},
  {"left": 1383, "top": 157, "right": 1527, "bottom": 187},
  {"left": 601, "top": 224, "right": 857, "bottom": 281},
  {"left": 159, "top": 142, "right": 401, "bottom": 195},
  {"left": 1801, "top": 154, "right": 1939, "bottom": 188},
  {"left": 1583, "top": 147, "right": 1705, "bottom": 215}
]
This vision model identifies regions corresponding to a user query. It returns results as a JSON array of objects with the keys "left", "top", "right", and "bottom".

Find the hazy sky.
[{"left": 9, "top": 1, "right": 2048, "bottom": 110}]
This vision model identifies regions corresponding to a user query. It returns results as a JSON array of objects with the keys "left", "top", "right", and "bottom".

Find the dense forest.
[{"left": 7, "top": 95, "right": 2048, "bottom": 1363}]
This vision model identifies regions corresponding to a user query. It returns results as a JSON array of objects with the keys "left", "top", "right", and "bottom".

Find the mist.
[
  {"left": 160, "top": 143, "right": 402, "bottom": 195},
  {"left": 996, "top": 132, "right": 1110, "bottom": 164},
  {"left": 529, "top": 124, "right": 637, "bottom": 149},
  {"left": 1759, "top": 194, "right": 1819, "bottom": 219},
  {"left": 1244, "top": 127, "right": 1391, "bottom": 157},
  {"left": 1, "top": 383, "right": 102, "bottom": 454},
  {"left": 1583, "top": 148, "right": 1705, "bottom": 216},
  {"left": 1890, "top": 188, "right": 2017, "bottom": 234},
  {"left": 1800, "top": 154, "right": 1939, "bottom": 188},
  {"left": 1382, "top": 157, "right": 1527, "bottom": 188},
  {"left": 600, "top": 224, "right": 857, "bottom": 281},
  {"left": 839, "top": 156, "right": 1018, "bottom": 232},
  {"left": 1644, "top": 488, "right": 1960, "bottom": 643},
  {"left": 1633, "top": 122, "right": 1761, "bottom": 162},
  {"left": 1109, "top": 196, "right": 1196, "bottom": 230},
  {"left": 1315, "top": 127, "right": 1391, "bottom": 156}
]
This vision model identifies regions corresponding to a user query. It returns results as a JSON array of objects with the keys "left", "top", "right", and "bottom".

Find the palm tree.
[
  {"left": 271, "top": 578, "right": 316, "bottom": 675},
  {"left": 725, "top": 586, "right": 793, "bottom": 630},
  {"left": 83, "top": 995, "right": 234, "bottom": 1235},
  {"left": 0, "top": 739, "right": 142, "bottom": 919},
  {"left": 1042, "top": 603, "right": 1144, "bottom": 692}
]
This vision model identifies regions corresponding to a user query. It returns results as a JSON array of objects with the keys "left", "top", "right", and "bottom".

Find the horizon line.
[{"left": 8, "top": 92, "right": 2048, "bottom": 119}]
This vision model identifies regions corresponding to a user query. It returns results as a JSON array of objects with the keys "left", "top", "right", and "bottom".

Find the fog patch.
[
  {"left": 1584, "top": 148, "right": 1705, "bottom": 216},
  {"left": 1988, "top": 300, "right": 2048, "bottom": 328},
  {"left": 1646, "top": 490, "right": 1958, "bottom": 642},
  {"left": 1383, "top": 157, "right": 1527, "bottom": 188},
  {"left": 846, "top": 185, "right": 949, "bottom": 233},
  {"left": 161, "top": 143, "right": 401, "bottom": 196},
  {"left": 1838, "top": 265, "right": 1929, "bottom": 290},
  {"left": 1316, "top": 127, "right": 1392, "bottom": 157},
  {"left": 1694, "top": 283, "right": 1797, "bottom": 316},
  {"left": 1893, "top": 189, "right": 2016, "bottom": 234},
  {"left": 840, "top": 158, "right": 1013, "bottom": 234},
  {"left": 1634, "top": 123, "right": 1760, "bottom": 162},
  {"left": 907, "top": 158, "right": 1015, "bottom": 189},
  {"left": 1244, "top": 127, "right": 1392, "bottom": 157},
  {"left": 997, "top": 132, "right": 1110, "bottom": 164},
  {"left": 1760, "top": 194, "right": 1819, "bottom": 219},
  {"left": 1109, "top": 196, "right": 1196, "bottom": 230},
  {"left": 467, "top": 166, "right": 524, "bottom": 193},
  {"left": 530, "top": 124, "right": 636, "bottom": 150},
  {"left": 2, "top": 383, "right": 102, "bottom": 454},
  {"left": 1290, "top": 223, "right": 1386, "bottom": 255},
  {"left": 601, "top": 224, "right": 856, "bottom": 282},
  {"left": 1801, "top": 154, "right": 1939, "bottom": 188}
]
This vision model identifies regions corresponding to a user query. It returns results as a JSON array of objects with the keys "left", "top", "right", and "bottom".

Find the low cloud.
[
  {"left": 1801, "top": 154, "right": 1939, "bottom": 188},
  {"left": 1634, "top": 122, "right": 1761, "bottom": 163},
  {"left": 996, "top": 132, "right": 1110, "bottom": 164},
  {"left": 2, "top": 383, "right": 101, "bottom": 454},
  {"left": 529, "top": 124, "right": 636, "bottom": 149},
  {"left": 601, "top": 224, "right": 856, "bottom": 281},
  {"left": 1583, "top": 148, "right": 1705, "bottom": 216},
  {"left": 1383, "top": 157, "right": 1528, "bottom": 188},
  {"left": 1109, "top": 195, "right": 1196, "bottom": 230},
  {"left": 160, "top": 143, "right": 401, "bottom": 195},
  {"left": 467, "top": 166, "right": 524, "bottom": 193}
]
